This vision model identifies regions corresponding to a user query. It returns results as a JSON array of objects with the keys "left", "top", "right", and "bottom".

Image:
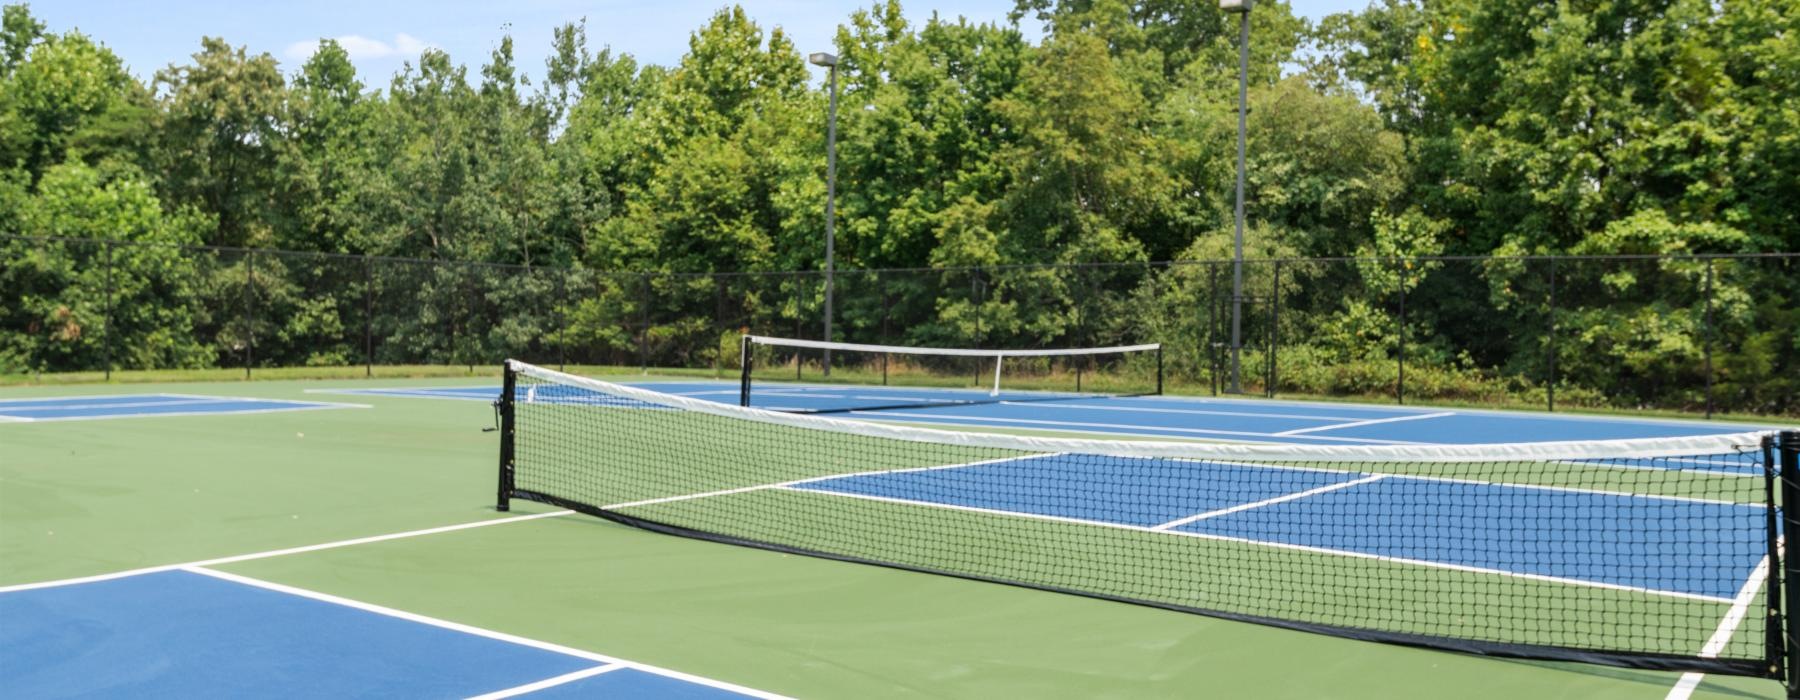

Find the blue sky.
[{"left": 33, "top": 0, "right": 1366, "bottom": 86}]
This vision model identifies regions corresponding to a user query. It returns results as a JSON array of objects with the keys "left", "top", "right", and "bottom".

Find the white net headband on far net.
[{"left": 507, "top": 360, "right": 1772, "bottom": 464}]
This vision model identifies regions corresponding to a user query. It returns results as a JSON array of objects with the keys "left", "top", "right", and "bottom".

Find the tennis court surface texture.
[{"left": 4, "top": 373, "right": 1796, "bottom": 699}]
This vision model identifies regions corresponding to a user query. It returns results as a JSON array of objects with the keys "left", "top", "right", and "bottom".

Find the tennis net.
[
  {"left": 496, "top": 360, "right": 1795, "bottom": 680},
  {"left": 737, "top": 335, "right": 1164, "bottom": 413}
]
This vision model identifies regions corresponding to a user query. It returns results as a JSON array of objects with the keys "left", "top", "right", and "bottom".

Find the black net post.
[
  {"left": 1547, "top": 257, "right": 1558, "bottom": 412},
  {"left": 1705, "top": 260, "right": 1716, "bottom": 419},
  {"left": 495, "top": 362, "right": 517, "bottom": 512},
  {"left": 1782, "top": 431, "right": 1800, "bottom": 695},
  {"left": 1155, "top": 346, "right": 1164, "bottom": 395},
  {"left": 739, "top": 335, "right": 752, "bottom": 407},
  {"left": 1763, "top": 434, "right": 1787, "bottom": 684},
  {"left": 1778, "top": 430, "right": 1792, "bottom": 691},
  {"left": 102, "top": 240, "right": 113, "bottom": 381}
]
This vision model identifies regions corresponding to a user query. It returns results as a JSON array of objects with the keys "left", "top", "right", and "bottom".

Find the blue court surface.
[
  {"left": 316, "top": 381, "right": 1772, "bottom": 447},
  {"left": 788, "top": 454, "right": 1767, "bottom": 601},
  {"left": 0, "top": 393, "right": 364, "bottom": 423},
  {"left": 0, "top": 568, "right": 772, "bottom": 699}
]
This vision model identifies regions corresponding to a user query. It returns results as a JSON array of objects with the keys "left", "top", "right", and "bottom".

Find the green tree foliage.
[
  {"left": 152, "top": 37, "right": 286, "bottom": 247},
  {"left": 0, "top": 1, "right": 1792, "bottom": 413}
]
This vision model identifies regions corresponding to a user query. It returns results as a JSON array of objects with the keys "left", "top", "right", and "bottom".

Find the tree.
[
  {"left": 153, "top": 37, "right": 286, "bottom": 248},
  {"left": 274, "top": 39, "right": 376, "bottom": 253}
]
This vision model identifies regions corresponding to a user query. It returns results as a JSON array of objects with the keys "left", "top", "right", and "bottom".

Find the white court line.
[
  {"left": 850, "top": 410, "right": 1431, "bottom": 445},
  {"left": 1150, "top": 475, "right": 1391, "bottom": 530},
  {"left": 0, "top": 414, "right": 31, "bottom": 422},
  {"left": 774, "top": 485, "right": 1736, "bottom": 604},
  {"left": 10, "top": 403, "right": 372, "bottom": 424},
  {"left": 0, "top": 510, "right": 574, "bottom": 594},
  {"left": 0, "top": 392, "right": 203, "bottom": 403},
  {"left": 182, "top": 567, "right": 785, "bottom": 700},
  {"left": 3, "top": 398, "right": 244, "bottom": 412},
  {"left": 1665, "top": 551, "right": 1775, "bottom": 700},
  {"left": 466, "top": 665, "right": 626, "bottom": 699},
  {"left": 1002, "top": 401, "right": 1378, "bottom": 422},
  {"left": 1273, "top": 412, "right": 1457, "bottom": 436}
]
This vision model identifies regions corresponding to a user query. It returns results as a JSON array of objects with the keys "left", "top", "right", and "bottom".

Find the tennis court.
[{"left": 3, "top": 361, "right": 1797, "bottom": 698}]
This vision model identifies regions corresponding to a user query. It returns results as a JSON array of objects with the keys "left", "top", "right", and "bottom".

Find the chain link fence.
[{"left": 3, "top": 235, "right": 1795, "bottom": 418}]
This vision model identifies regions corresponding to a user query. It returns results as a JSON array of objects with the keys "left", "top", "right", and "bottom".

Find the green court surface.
[{"left": 0, "top": 377, "right": 1784, "bottom": 699}]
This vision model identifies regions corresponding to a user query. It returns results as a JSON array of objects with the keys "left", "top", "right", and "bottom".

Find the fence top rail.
[{"left": 5, "top": 233, "right": 1797, "bottom": 278}]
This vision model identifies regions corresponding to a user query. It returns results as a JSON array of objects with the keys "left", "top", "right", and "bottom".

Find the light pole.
[
  {"left": 1221, "top": 0, "right": 1250, "bottom": 393},
  {"left": 810, "top": 51, "right": 840, "bottom": 377}
]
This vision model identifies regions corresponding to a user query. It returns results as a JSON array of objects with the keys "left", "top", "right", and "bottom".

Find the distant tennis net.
[
  {"left": 496, "top": 360, "right": 1800, "bottom": 684},
  {"left": 737, "top": 335, "right": 1163, "bottom": 413}
]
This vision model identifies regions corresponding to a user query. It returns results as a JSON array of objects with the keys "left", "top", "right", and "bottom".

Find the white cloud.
[{"left": 285, "top": 33, "right": 431, "bottom": 62}]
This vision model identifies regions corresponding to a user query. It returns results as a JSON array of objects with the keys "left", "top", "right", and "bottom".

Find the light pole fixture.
[
  {"left": 1221, "top": 0, "right": 1250, "bottom": 393},
  {"left": 810, "top": 51, "right": 840, "bottom": 377}
]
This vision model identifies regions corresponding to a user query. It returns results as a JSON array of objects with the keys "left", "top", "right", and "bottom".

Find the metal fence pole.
[
  {"left": 1704, "top": 259, "right": 1716, "bottom": 419},
  {"left": 1208, "top": 262, "right": 1220, "bottom": 397},
  {"left": 973, "top": 269, "right": 986, "bottom": 387},
  {"left": 1547, "top": 258, "right": 1558, "bottom": 412},
  {"left": 363, "top": 256, "right": 374, "bottom": 377},
  {"left": 1268, "top": 259, "right": 1281, "bottom": 398},
  {"left": 880, "top": 272, "right": 891, "bottom": 385},
  {"left": 244, "top": 251, "right": 255, "bottom": 379},
  {"left": 102, "top": 241, "right": 113, "bottom": 381},
  {"left": 1396, "top": 258, "right": 1406, "bottom": 405},
  {"left": 639, "top": 272, "right": 650, "bottom": 374},
  {"left": 713, "top": 275, "right": 725, "bottom": 377},
  {"left": 556, "top": 270, "right": 567, "bottom": 372}
]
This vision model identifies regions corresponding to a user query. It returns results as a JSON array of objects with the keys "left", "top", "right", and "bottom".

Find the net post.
[
  {"left": 739, "top": 336, "right": 753, "bottom": 407},
  {"left": 1764, "top": 434, "right": 1787, "bottom": 685},
  {"left": 1781, "top": 431, "right": 1800, "bottom": 695},
  {"left": 1155, "top": 345, "right": 1164, "bottom": 395},
  {"left": 495, "top": 361, "right": 517, "bottom": 512}
]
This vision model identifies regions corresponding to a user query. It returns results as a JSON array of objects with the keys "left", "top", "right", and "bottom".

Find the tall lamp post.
[
  {"left": 810, "top": 51, "right": 840, "bottom": 377},
  {"left": 1221, "top": 0, "right": 1250, "bottom": 393}
]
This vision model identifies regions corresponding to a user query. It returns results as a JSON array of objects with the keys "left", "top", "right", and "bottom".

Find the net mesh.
[
  {"left": 502, "top": 360, "right": 1779, "bottom": 675},
  {"left": 739, "top": 335, "right": 1164, "bottom": 413}
]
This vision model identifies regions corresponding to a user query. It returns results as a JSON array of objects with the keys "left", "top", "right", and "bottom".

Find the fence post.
[
  {"left": 1547, "top": 258, "right": 1557, "bottom": 412},
  {"left": 1208, "top": 263, "right": 1220, "bottom": 396},
  {"left": 556, "top": 270, "right": 567, "bottom": 372},
  {"left": 1268, "top": 259, "right": 1281, "bottom": 399},
  {"left": 793, "top": 275, "right": 803, "bottom": 380},
  {"left": 1396, "top": 258, "right": 1406, "bottom": 405},
  {"left": 244, "top": 250, "right": 255, "bottom": 379},
  {"left": 1704, "top": 259, "right": 1715, "bottom": 419},
  {"left": 881, "top": 272, "right": 893, "bottom": 385},
  {"left": 640, "top": 273, "right": 653, "bottom": 374},
  {"left": 713, "top": 275, "right": 725, "bottom": 377},
  {"left": 363, "top": 256, "right": 374, "bottom": 378},
  {"left": 102, "top": 241, "right": 113, "bottom": 381},
  {"left": 973, "top": 269, "right": 986, "bottom": 387}
]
